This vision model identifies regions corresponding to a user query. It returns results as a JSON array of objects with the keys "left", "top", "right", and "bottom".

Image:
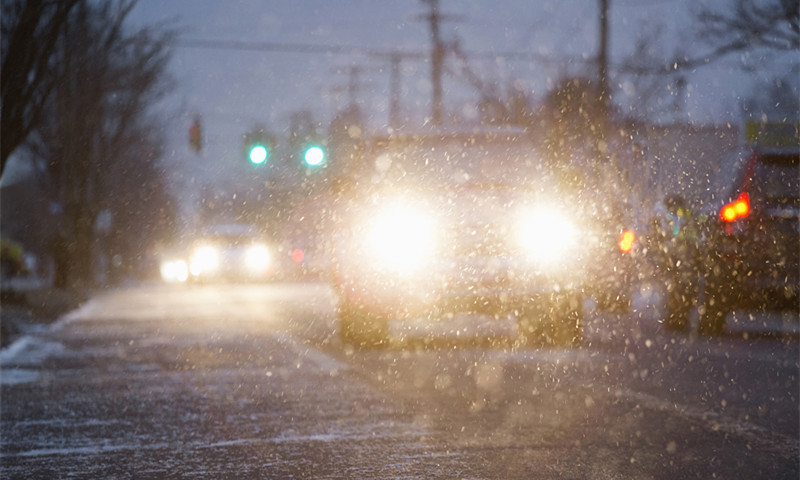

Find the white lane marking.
[
  {"left": 617, "top": 388, "right": 799, "bottom": 455},
  {"left": 2, "top": 444, "right": 147, "bottom": 458},
  {"left": 201, "top": 430, "right": 424, "bottom": 449},
  {"left": 275, "top": 332, "right": 348, "bottom": 374},
  {"left": 490, "top": 344, "right": 797, "bottom": 455},
  {"left": 701, "top": 344, "right": 800, "bottom": 366},
  {"left": 493, "top": 348, "right": 613, "bottom": 364},
  {"left": 1, "top": 429, "right": 427, "bottom": 459}
]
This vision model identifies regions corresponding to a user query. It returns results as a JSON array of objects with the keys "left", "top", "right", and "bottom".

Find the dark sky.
[
  {"left": 127, "top": 0, "right": 773, "bottom": 152},
  {"left": 121, "top": 0, "right": 798, "bottom": 218},
  {"left": 2, "top": 1, "right": 793, "bottom": 191}
]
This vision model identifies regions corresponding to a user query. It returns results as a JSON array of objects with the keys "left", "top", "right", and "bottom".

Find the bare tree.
[
  {"left": 697, "top": 1, "right": 799, "bottom": 121},
  {"left": 630, "top": 0, "right": 800, "bottom": 73},
  {"left": 615, "top": 22, "right": 690, "bottom": 121},
  {"left": 696, "top": 0, "right": 799, "bottom": 61},
  {"left": 27, "top": 0, "right": 176, "bottom": 287},
  {"left": 1, "top": 0, "right": 81, "bottom": 174},
  {"left": 616, "top": 0, "right": 798, "bottom": 121},
  {"left": 743, "top": 74, "right": 800, "bottom": 123}
]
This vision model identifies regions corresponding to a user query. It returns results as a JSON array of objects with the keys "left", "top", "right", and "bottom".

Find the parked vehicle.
[{"left": 696, "top": 145, "right": 799, "bottom": 334}]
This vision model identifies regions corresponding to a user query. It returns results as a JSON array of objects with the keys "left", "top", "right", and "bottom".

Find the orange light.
[
  {"left": 721, "top": 205, "right": 737, "bottom": 222},
  {"left": 720, "top": 192, "right": 750, "bottom": 222},
  {"left": 733, "top": 192, "right": 750, "bottom": 217},
  {"left": 618, "top": 229, "right": 635, "bottom": 253},
  {"left": 291, "top": 248, "right": 305, "bottom": 263}
]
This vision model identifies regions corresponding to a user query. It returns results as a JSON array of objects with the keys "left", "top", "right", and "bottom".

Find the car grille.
[{"left": 446, "top": 222, "right": 513, "bottom": 258}]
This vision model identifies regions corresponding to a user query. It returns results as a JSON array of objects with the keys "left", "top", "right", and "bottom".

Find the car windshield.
[
  {"left": 373, "top": 135, "right": 544, "bottom": 184},
  {"left": 369, "top": 134, "right": 591, "bottom": 200},
  {"left": 201, "top": 234, "right": 254, "bottom": 245}
]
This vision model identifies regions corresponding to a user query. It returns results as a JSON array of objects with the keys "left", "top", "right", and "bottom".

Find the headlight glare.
[
  {"left": 190, "top": 245, "right": 219, "bottom": 275},
  {"left": 366, "top": 206, "right": 436, "bottom": 272},
  {"left": 160, "top": 259, "right": 188, "bottom": 283},
  {"left": 517, "top": 208, "right": 578, "bottom": 265},
  {"left": 246, "top": 244, "right": 271, "bottom": 272}
]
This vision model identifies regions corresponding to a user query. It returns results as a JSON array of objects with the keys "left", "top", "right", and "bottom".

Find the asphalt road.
[{"left": 1, "top": 282, "right": 798, "bottom": 479}]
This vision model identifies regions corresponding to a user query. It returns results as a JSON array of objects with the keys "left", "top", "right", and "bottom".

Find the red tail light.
[
  {"left": 618, "top": 229, "right": 635, "bottom": 253},
  {"left": 720, "top": 192, "right": 750, "bottom": 223}
]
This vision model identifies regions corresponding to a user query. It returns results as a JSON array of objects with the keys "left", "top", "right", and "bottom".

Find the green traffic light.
[
  {"left": 304, "top": 146, "right": 325, "bottom": 166},
  {"left": 249, "top": 145, "right": 268, "bottom": 164}
]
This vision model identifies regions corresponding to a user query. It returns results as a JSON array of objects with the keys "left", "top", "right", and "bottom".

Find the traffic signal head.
[
  {"left": 189, "top": 116, "right": 202, "bottom": 152},
  {"left": 244, "top": 127, "right": 275, "bottom": 166},
  {"left": 249, "top": 144, "right": 268, "bottom": 165},
  {"left": 303, "top": 145, "right": 325, "bottom": 167}
]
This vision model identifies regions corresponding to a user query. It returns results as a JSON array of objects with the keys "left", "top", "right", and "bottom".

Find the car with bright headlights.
[
  {"left": 329, "top": 130, "right": 633, "bottom": 348},
  {"left": 188, "top": 224, "right": 275, "bottom": 283}
]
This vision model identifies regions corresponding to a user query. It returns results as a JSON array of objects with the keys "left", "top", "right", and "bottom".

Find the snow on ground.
[
  {"left": 0, "top": 368, "right": 40, "bottom": 386},
  {"left": 0, "top": 335, "right": 65, "bottom": 367}
]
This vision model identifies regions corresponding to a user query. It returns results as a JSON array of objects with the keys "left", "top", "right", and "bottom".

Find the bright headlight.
[
  {"left": 517, "top": 208, "right": 578, "bottom": 265},
  {"left": 246, "top": 244, "right": 270, "bottom": 272},
  {"left": 190, "top": 245, "right": 219, "bottom": 275},
  {"left": 160, "top": 259, "right": 188, "bottom": 283},
  {"left": 366, "top": 206, "right": 437, "bottom": 272}
]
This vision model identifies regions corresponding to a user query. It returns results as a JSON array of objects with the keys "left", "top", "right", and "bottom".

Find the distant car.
[
  {"left": 329, "top": 130, "right": 635, "bottom": 348},
  {"left": 159, "top": 256, "right": 189, "bottom": 284},
  {"left": 188, "top": 224, "right": 275, "bottom": 283},
  {"left": 696, "top": 145, "right": 799, "bottom": 334}
]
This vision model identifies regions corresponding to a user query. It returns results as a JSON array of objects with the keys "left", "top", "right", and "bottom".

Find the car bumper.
[
  {"left": 335, "top": 258, "right": 585, "bottom": 319},
  {"left": 191, "top": 266, "right": 274, "bottom": 282}
]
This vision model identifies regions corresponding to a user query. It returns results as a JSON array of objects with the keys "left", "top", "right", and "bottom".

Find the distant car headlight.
[
  {"left": 190, "top": 245, "right": 219, "bottom": 275},
  {"left": 517, "top": 207, "right": 578, "bottom": 267},
  {"left": 160, "top": 259, "right": 188, "bottom": 283},
  {"left": 246, "top": 244, "right": 271, "bottom": 272},
  {"left": 366, "top": 205, "right": 437, "bottom": 273}
]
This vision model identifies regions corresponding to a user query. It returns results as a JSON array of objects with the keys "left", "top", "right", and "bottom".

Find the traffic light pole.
[{"left": 598, "top": 0, "right": 610, "bottom": 151}]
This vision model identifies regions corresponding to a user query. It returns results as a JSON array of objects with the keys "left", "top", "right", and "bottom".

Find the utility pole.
[
  {"left": 338, "top": 65, "right": 367, "bottom": 107},
  {"left": 419, "top": 0, "right": 448, "bottom": 126},
  {"left": 389, "top": 53, "right": 402, "bottom": 130},
  {"left": 368, "top": 50, "right": 424, "bottom": 130}
]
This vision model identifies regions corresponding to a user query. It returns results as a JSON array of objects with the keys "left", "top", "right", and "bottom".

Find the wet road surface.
[{"left": 1, "top": 282, "right": 798, "bottom": 478}]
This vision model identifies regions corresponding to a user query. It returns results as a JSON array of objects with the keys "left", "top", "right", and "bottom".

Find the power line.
[
  {"left": 174, "top": 37, "right": 582, "bottom": 66},
  {"left": 175, "top": 37, "right": 790, "bottom": 78},
  {"left": 175, "top": 38, "right": 423, "bottom": 59}
]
